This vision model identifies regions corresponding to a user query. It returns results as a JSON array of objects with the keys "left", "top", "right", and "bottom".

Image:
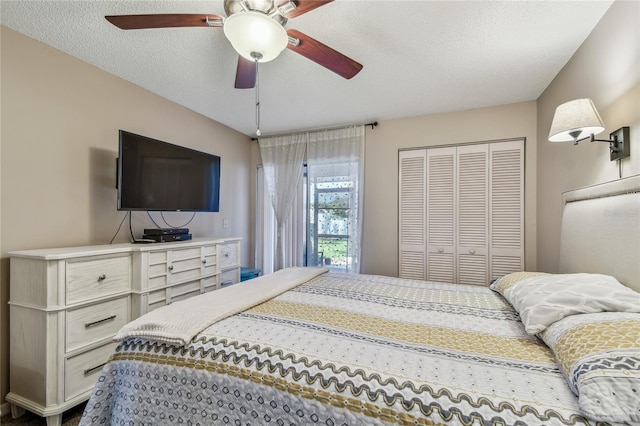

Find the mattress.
[{"left": 80, "top": 270, "right": 611, "bottom": 425}]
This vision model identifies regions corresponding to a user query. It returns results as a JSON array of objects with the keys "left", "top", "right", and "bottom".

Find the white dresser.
[{"left": 7, "top": 237, "right": 241, "bottom": 426}]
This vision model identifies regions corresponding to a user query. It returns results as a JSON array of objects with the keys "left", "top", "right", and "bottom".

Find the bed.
[{"left": 80, "top": 176, "right": 640, "bottom": 426}]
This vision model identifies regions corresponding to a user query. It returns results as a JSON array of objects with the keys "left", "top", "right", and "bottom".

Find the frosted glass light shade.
[
  {"left": 548, "top": 98, "right": 605, "bottom": 142},
  {"left": 223, "top": 11, "right": 288, "bottom": 63}
]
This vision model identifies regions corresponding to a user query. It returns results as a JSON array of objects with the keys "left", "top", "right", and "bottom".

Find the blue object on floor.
[{"left": 240, "top": 267, "right": 261, "bottom": 281}]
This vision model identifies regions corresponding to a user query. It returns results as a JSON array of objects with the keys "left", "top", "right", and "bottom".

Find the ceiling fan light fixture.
[{"left": 223, "top": 11, "right": 288, "bottom": 63}]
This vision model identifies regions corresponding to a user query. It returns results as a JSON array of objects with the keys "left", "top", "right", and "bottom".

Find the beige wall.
[
  {"left": 361, "top": 102, "right": 538, "bottom": 277},
  {"left": 536, "top": 0, "right": 640, "bottom": 273},
  {"left": 0, "top": 27, "right": 253, "bottom": 406}
]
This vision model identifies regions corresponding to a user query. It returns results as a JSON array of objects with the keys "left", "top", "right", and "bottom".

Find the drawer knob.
[
  {"left": 224, "top": 252, "right": 230, "bottom": 258},
  {"left": 98, "top": 274, "right": 107, "bottom": 281}
]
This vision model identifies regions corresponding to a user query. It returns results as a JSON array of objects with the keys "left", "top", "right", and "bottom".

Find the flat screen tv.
[{"left": 117, "top": 130, "right": 221, "bottom": 212}]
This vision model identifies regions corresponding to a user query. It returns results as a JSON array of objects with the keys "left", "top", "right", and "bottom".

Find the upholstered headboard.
[{"left": 559, "top": 175, "right": 640, "bottom": 292}]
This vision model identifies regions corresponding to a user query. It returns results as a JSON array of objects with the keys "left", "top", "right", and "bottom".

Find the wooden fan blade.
[
  {"left": 235, "top": 56, "right": 257, "bottom": 89},
  {"left": 276, "top": 0, "right": 334, "bottom": 18},
  {"left": 105, "top": 14, "right": 223, "bottom": 30},
  {"left": 286, "top": 29, "right": 363, "bottom": 79}
]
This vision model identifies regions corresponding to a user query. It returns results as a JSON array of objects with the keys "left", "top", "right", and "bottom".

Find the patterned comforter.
[{"left": 81, "top": 271, "right": 609, "bottom": 425}]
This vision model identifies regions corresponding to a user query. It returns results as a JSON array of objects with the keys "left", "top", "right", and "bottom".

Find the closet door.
[
  {"left": 398, "top": 140, "right": 524, "bottom": 284},
  {"left": 398, "top": 150, "right": 426, "bottom": 279},
  {"left": 456, "top": 145, "right": 489, "bottom": 286},
  {"left": 426, "top": 147, "right": 456, "bottom": 283},
  {"left": 489, "top": 140, "right": 524, "bottom": 280}
]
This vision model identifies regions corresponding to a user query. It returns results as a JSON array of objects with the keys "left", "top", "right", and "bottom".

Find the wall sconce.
[{"left": 548, "top": 98, "right": 630, "bottom": 161}]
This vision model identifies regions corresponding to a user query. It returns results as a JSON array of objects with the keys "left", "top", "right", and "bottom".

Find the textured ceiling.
[{"left": 1, "top": 1, "right": 614, "bottom": 137}]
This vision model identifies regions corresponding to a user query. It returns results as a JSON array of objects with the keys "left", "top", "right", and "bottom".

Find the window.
[
  {"left": 306, "top": 171, "right": 356, "bottom": 272},
  {"left": 256, "top": 125, "right": 365, "bottom": 273}
]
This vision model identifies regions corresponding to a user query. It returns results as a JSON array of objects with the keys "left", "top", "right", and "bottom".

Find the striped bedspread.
[{"left": 81, "top": 271, "right": 610, "bottom": 425}]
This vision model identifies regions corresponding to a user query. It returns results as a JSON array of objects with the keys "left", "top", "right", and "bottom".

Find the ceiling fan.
[{"left": 105, "top": 0, "right": 364, "bottom": 89}]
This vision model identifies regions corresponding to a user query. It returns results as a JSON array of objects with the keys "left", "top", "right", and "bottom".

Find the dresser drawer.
[
  {"left": 219, "top": 268, "right": 239, "bottom": 288},
  {"left": 203, "top": 251, "right": 217, "bottom": 274},
  {"left": 169, "top": 263, "right": 204, "bottom": 284},
  {"left": 66, "top": 255, "right": 130, "bottom": 304},
  {"left": 170, "top": 288, "right": 201, "bottom": 304},
  {"left": 147, "top": 262, "right": 167, "bottom": 289},
  {"left": 65, "top": 342, "right": 117, "bottom": 401},
  {"left": 202, "top": 245, "right": 216, "bottom": 256},
  {"left": 202, "top": 275, "right": 216, "bottom": 292},
  {"left": 147, "top": 288, "right": 167, "bottom": 312},
  {"left": 168, "top": 248, "right": 205, "bottom": 284},
  {"left": 220, "top": 243, "right": 239, "bottom": 269},
  {"left": 66, "top": 296, "right": 130, "bottom": 352},
  {"left": 149, "top": 250, "right": 167, "bottom": 264},
  {"left": 169, "top": 279, "right": 201, "bottom": 302},
  {"left": 170, "top": 247, "right": 202, "bottom": 262}
]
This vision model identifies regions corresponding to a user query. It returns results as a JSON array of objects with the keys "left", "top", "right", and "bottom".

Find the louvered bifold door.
[
  {"left": 426, "top": 147, "right": 456, "bottom": 283},
  {"left": 489, "top": 140, "right": 524, "bottom": 281},
  {"left": 398, "top": 150, "right": 427, "bottom": 279},
  {"left": 456, "top": 145, "right": 489, "bottom": 285}
]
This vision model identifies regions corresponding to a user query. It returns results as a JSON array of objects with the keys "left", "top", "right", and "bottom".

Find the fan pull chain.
[{"left": 255, "top": 56, "right": 261, "bottom": 137}]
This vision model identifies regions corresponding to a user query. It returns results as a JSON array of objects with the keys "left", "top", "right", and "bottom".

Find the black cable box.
[
  {"left": 143, "top": 228, "right": 189, "bottom": 236},
  {"left": 142, "top": 233, "right": 192, "bottom": 243}
]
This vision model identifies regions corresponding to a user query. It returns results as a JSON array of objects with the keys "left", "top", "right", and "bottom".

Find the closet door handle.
[
  {"left": 98, "top": 274, "right": 107, "bottom": 281},
  {"left": 168, "top": 265, "right": 174, "bottom": 271},
  {"left": 469, "top": 249, "right": 476, "bottom": 255},
  {"left": 437, "top": 248, "right": 444, "bottom": 253}
]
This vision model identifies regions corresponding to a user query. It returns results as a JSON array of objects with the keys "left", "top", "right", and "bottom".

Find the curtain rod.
[{"left": 251, "top": 121, "right": 378, "bottom": 141}]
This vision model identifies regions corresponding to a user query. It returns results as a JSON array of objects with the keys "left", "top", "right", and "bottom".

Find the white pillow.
[{"left": 497, "top": 273, "right": 640, "bottom": 335}]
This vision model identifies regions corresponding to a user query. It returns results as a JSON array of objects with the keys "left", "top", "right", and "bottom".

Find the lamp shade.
[
  {"left": 223, "top": 11, "right": 288, "bottom": 63},
  {"left": 548, "top": 98, "right": 605, "bottom": 142}
]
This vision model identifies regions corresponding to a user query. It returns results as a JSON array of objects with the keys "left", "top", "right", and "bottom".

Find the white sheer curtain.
[
  {"left": 307, "top": 125, "right": 365, "bottom": 273},
  {"left": 255, "top": 166, "right": 304, "bottom": 275},
  {"left": 258, "top": 134, "right": 306, "bottom": 271}
]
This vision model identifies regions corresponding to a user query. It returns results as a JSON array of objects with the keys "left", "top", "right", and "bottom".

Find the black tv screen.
[{"left": 117, "top": 130, "right": 221, "bottom": 212}]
